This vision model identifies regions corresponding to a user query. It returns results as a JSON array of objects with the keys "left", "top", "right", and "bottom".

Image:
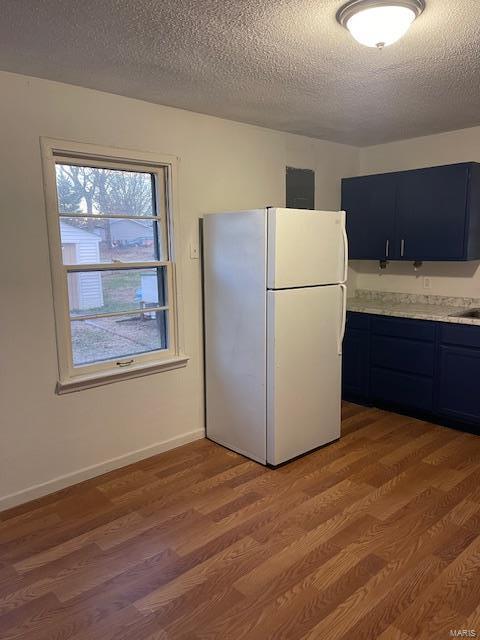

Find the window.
[{"left": 41, "top": 139, "right": 187, "bottom": 392}]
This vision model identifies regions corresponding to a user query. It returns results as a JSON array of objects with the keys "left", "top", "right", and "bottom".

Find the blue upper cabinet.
[
  {"left": 342, "top": 162, "right": 480, "bottom": 261},
  {"left": 342, "top": 173, "right": 396, "bottom": 260},
  {"left": 396, "top": 164, "right": 470, "bottom": 260}
]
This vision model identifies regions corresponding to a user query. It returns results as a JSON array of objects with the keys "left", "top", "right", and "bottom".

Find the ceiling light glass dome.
[{"left": 337, "top": 0, "right": 425, "bottom": 49}]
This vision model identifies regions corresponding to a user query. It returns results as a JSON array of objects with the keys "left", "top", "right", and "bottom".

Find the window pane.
[
  {"left": 71, "top": 311, "right": 168, "bottom": 366},
  {"left": 55, "top": 164, "right": 156, "bottom": 216},
  {"left": 67, "top": 267, "right": 167, "bottom": 317},
  {"left": 60, "top": 218, "right": 160, "bottom": 263}
]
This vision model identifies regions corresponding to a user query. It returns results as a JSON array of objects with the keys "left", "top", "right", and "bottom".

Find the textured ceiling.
[{"left": 1, "top": 0, "right": 479, "bottom": 146}]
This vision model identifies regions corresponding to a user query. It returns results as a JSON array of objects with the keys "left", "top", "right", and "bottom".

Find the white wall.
[
  {"left": 0, "top": 71, "right": 359, "bottom": 509},
  {"left": 351, "top": 126, "right": 480, "bottom": 298}
]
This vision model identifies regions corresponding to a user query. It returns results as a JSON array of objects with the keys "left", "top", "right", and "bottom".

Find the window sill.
[{"left": 56, "top": 355, "right": 190, "bottom": 394}]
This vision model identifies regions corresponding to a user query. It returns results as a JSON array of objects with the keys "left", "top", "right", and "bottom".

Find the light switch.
[{"left": 190, "top": 243, "right": 199, "bottom": 259}]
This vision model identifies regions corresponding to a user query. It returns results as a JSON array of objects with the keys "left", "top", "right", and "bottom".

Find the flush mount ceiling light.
[{"left": 337, "top": 0, "right": 425, "bottom": 49}]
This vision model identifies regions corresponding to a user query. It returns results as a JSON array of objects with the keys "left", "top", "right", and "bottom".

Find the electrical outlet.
[
  {"left": 190, "top": 243, "right": 199, "bottom": 259},
  {"left": 423, "top": 277, "right": 432, "bottom": 290}
]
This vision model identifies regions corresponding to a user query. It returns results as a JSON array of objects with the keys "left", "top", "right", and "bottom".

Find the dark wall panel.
[{"left": 286, "top": 167, "right": 314, "bottom": 210}]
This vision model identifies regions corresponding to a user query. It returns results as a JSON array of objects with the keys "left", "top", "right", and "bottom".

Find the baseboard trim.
[{"left": 0, "top": 429, "right": 205, "bottom": 512}]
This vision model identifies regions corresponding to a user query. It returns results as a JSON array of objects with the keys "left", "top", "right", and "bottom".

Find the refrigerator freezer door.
[
  {"left": 204, "top": 210, "right": 267, "bottom": 463},
  {"left": 267, "top": 285, "right": 342, "bottom": 465},
  {"left": 267, "top": 208, "right": 347, "bottom": 289}
]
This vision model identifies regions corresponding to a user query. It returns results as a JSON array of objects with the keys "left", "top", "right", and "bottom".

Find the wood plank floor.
[{"left": 1, "top": 402, "right": 480, "bottom": 639}]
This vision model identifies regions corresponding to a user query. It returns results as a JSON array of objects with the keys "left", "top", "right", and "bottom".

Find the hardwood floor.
[{"left": 1, "top": 402, "right": 480, "bottom": 639}]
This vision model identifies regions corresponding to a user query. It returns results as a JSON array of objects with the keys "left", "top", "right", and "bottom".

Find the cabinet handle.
[
  {"left": 401, "top": 238, "right": 405, "bottom": 257},
  {"left": 385, "top": 239, "right": 389, "bottom": 258}
]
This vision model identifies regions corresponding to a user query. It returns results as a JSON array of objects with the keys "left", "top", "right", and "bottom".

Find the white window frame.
[{"left": 41, "top": 138, "right": 188, "bottom": 393}]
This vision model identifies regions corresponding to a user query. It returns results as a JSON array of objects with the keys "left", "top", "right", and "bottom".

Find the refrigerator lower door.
[
  {"left": 267, "top": 208, "right": 347, "bottom": 288},
  {"left": 267, "top": 285, "right": 342, "bottom": 465}
]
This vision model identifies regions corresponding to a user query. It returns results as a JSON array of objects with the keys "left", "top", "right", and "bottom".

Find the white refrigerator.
[{"left": 203, "top": 207, "right": 348, "bottom": 466}]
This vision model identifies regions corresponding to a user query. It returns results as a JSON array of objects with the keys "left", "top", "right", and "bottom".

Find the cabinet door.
[
  {"left": 342, "top": 326, "right": 369, "bottom": 400},
  {"left": 438, "top": 345, "right": 480, "bottom": 426},
  {"left": 396, "top": 164, "right": 469, "bottom": 260},
  {"left": 370, "top": 368, "right": 434, "bottom": 412},
  {"left": 371, "top": 335, "right": 435, "bottom": 377},
  {"left": 342, "top": 174, "right": 397, "bottom": 260}
]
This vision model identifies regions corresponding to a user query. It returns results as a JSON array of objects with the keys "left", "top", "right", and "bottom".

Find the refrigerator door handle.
[
  {"left": 338, "top": 283, "right": 347, "bottom": 356},
  {"left": 341, "top": 213, "right": 348, "bottom": 283}
]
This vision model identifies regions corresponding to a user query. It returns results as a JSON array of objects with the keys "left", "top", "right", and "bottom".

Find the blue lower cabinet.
[
  {"left": 342, "top": 328, "right": 369, "bottom": 400},
  {"left": 438, "top": 345, "right": 480, "bottom": 425},
  {"left": 440, "top": 323, "right": 480, "bottom": 349},
  {"left": 370, "top": 368, "right": 434, "bottom": 412},
  {"left": 371, "top": 335, "right": 435, "bottom": 377},
  {"left": 370, "top": 327, "right": 435, "bottom": 412},
  {"left": 342, "top": 312, "right": 480, "bottom": 432},
  {"left": 371, "top": 316, "right": 436, "bottom": 342}
]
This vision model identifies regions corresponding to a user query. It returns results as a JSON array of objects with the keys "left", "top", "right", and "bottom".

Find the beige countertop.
[{"left": 347, "top": 290, "right": 480, "bottom": 326}]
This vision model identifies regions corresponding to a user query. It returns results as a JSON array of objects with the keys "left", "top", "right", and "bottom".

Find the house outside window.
[{"left": 41, "top": 139, "right": 187, "bottom": 392}]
